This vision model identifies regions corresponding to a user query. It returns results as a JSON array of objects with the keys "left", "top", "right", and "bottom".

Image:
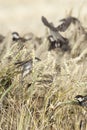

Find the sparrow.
[
  {"left": 41, "top": 16, "right": 70, "bottom": 52},
  {"left": 74, "top": 95, "right": 87, "bottom": 107},
  {"left": 12, "top": 32, "right": 20, "bottom": 42},
  {"left": 12, "top": 32, "right": 30, "bottom": 42},
  {"left": 15, "top": 57, "right": 41, "bottom": 77}
]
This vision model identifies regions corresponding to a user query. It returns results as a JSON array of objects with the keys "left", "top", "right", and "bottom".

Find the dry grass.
[{"left": 0, "top": 14, "right": 87, "bottom": 130}]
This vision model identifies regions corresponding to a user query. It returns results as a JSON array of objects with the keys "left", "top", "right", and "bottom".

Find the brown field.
[{"left": 0, "top": 0, "right": 87, "bottom": 130}]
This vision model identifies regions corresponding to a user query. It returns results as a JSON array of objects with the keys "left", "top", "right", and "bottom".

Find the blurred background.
[{"left": 0, "top": 0, "right": 87, "bottom": 36}]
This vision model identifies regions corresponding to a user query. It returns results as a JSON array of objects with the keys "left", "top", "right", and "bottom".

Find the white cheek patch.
[
  {"left": 13, "top": 34, "right": 19, "bottom": 39},
  {"left": 50, "top": 37, "right": 54, "bottom": 42},
  {"left": 78, "top": 97, "right": 84, "bottom": 102}
]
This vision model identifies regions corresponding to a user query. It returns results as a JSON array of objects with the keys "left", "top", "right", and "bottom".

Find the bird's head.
[
  {"left": 12, "top": 32, "right": 20, "bottom": 41},
  {"left": 74, "top": 95, "right": 84, "bottom": 102}
]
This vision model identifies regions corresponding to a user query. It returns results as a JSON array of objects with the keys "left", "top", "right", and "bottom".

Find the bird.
[
  {"left": 41, "top": 16, "right": 70, "bottom": 51},
  {"left": 12, "top": 32, "right": 20, "bottom": 42},
  {"left": 15, "top": 57, "right": 41, "bottom": 77},
  {"left": 12, "top": 32, "right": 30, "bottom": 42},
  {"left": 74, "top": 95, "right": 87, "bottom": 107}
]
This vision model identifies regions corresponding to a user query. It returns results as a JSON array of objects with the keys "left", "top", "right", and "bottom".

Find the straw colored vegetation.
[{"left": 0, "top": 14, "right": 87, "bottom": 130}]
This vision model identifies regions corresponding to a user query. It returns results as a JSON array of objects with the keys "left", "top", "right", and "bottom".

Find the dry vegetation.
[{"left": 0, "top": 13, "right": 87, "bottom": 130}]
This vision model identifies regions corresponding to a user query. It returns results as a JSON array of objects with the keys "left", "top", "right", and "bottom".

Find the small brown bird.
[
  {"left": 15, "top": 57, "right": 41, "bottom": 77},
  {"left": 41, "top": 16, "right": 70, "bottom": 51},
  {"left": 12, "top": 32, "right": 30, "bottom": 42},
  {"left": 75, "top": 95, "right": 87, "bottom": 107},
  {"left": 12, "top": 32, "right": 20, "bottom": 41}
]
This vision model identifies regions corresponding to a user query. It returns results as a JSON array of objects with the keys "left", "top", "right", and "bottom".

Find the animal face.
[{"left": 75, "top": 95, "right": 87, "bottom": 107}]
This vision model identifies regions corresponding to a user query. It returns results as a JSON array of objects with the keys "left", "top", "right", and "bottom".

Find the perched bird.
[
  {"left": 12, "top": 32, "right": 20, "bottom": 42},
  {"left": 41, "top": 16, "right": 70, "bottom": 52},
  {"left": 12, "top": 32, "right": 30, "bottom": 42},
  {"left": 74, "top": 95, "right": 87, "bottom": 107},
  {"left": 15, "top": 57, "right": 41, "bottom": 77}
]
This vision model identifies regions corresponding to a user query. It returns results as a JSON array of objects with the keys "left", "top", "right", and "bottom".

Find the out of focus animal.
[{"left": 41, "top": 16, "right": 70, "bottom": 52}]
